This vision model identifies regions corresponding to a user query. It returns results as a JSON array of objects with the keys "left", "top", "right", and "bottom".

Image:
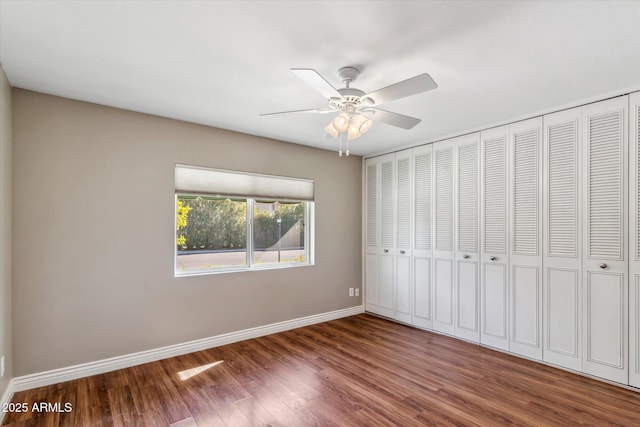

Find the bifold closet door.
[
  {"left": 480, "top": 126, "right": 509, "bottom": 350},
  {"left": 543, "top": 107, "right": 583, "bottom": 372},
  {"left": 378, "top": 154, "right": 395, "bottom": 318},
  {"left": 631, "top": 91, "right": 640, "bottom": 388},
  {"left": 510, "top": 117, "right": 543, "bottom": 360},
  {"left": 365, "top": 157, "right": 380, "bottom": 314},
  {"left": 412, "top": 145, "right": 433, "bottom": 329},
  {"left": 581, "top": 96, "right": 628, "bottom": 384},
  {"left": 432, "top": 139, "right": 456, "bottom": 335},
  {"left": 394, "top": 149, "right": 413, "bottom": 323},
  {"left": 454, "top": 134, "right": 481, "bottom": 342}
]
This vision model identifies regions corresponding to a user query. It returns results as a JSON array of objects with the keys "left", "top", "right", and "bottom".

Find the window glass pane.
[
  {"left": 176, "top": 196, "right": 247, "bottom": 271},
  {"left": 253, "top": 201, "right": 306, "bottom": 265}
]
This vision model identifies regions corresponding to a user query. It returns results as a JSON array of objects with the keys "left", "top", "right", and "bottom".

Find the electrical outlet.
[
  {"left": 348, "top": 288, "right": 354, "bottom": 297},
  {"left": 1, "top": 355, "right": 4, "bottom": 378},
  {"left": 355, "top": 288, "right": 360, "bottom": 297}
]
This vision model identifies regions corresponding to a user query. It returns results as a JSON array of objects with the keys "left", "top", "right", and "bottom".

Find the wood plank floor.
[{"left": 3, "top": 314, "right": 640, "bottom": 426}]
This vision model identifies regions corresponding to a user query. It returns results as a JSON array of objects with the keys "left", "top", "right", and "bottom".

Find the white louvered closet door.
[
  {"left": 581, "top": 96, "right": 628, "bottom": 384},
  {"left": 394, "top": 149, "right": 413, "bottom": 323},
  {"left": 630, "top": 91, "right": 640, "bottom": 388},
  {"left": 412, "top": 145, "right": 433, "bottom": 329},
  {"left": 378, "top": 153, "right": 395, "bottom": 318},
  {"left": 432, "top": 139, "right": 456, "bottom": 335},
  {"left": 543, "top": 107, "right": 583, "bottom": 372},
  {"left": 454, "top": 134, "right": 481, "bottom": 343},
  {"left": 509, "top": 117, "right": 543, "bottom": 361},
  {"left": 365, "top": 157, "right": 380, "bottom": 314},
  {"left": 480, "top": 125, "right": 509, "bottom": 350}
]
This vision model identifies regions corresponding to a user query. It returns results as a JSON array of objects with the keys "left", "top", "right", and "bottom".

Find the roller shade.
[{"left": 175, "top": 164, "right": 314, "bottom": 201}]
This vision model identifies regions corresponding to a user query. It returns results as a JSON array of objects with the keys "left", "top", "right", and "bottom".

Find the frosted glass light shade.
[
  {"left": 352, "top": 113, "right": 372, "bottom": 134},
  {"left": 347, "top": 123, "right": 361, "bottom": 140},
  {"left": 333, "top": 113, "right": 350, "bottom": 132},
  {"left": 324, "top": 122, "right": 339, "bottom": 138}
]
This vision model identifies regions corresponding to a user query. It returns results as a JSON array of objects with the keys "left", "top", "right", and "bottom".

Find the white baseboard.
[
  {"left": 13, "top": 305, "right": 364, "bottom": 392},
  {"left": 0, "top": 379, "right": 15, "bottom": 424}
]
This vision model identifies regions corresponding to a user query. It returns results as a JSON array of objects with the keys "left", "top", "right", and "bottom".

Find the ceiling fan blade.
[
  {"left": 260, "top": 107, "right": 334, "bottom": 116},
  {"left": 291, "top": 68, "right": 342, "bottom": 101},
  {"left": 364, "top": 108, "right": 422, "bottom": 130},
  {"left": 364, "top": 73, "right": 437, "bottom": 106}
]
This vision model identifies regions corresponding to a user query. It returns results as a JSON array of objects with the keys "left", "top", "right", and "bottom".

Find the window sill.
[{"left": 174, "top": 261, "right": 314, "bottom": 277}]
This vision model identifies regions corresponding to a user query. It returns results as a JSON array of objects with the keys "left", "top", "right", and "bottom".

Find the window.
[{"left": 175, "top": 165, "right": 314, "bottom": 275}]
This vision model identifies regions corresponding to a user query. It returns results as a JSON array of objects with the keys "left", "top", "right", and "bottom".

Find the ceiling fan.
[{"left": 261, "top": 66, "right": 438, "bottom": 156}]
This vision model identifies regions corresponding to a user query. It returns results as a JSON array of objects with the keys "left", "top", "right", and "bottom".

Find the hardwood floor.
[{"left": 3, "top": 314, "right": 640, "bottom": 426}]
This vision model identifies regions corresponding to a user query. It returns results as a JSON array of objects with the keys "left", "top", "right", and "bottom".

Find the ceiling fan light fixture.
[
  {"left": 332, "top": 112, "right": 350, "bottom": 133},
  {"left": 352, "top": 113, "right": 372, "bottom": 135},
  {"left": 347, "top": 124, "right": 361, "bottom": 141},
  {"left": 265, "top": 67, "right": 437, "bottom": 157},
  {"left": 324, "top": 122, "right": 339, "bottom": 138}
]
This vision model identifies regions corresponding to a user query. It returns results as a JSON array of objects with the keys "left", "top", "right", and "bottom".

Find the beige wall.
[
  {"left": 0, "top": 65, "right": 12, "bottom": 395},
  {"left": 12, "top": 89, "right": 362, "bottom": 376}
]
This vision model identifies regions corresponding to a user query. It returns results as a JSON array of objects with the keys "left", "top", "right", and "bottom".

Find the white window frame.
[{"left": 174, "top": 165, "right": 315, "bottom": 277}]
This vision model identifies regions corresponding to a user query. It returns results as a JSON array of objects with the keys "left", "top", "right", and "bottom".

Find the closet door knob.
[
  {"left": 490, "top": 256, "right": 497, "bottom": 261},
  {"left": 400, "top": 250, "right": 406, "bottom": 255},
  {"left": 383, "top": 249, "right": 389, "bottom": 253},
  {"left": 463, "top": 254, "right": 470, "bottom": 259},
  {"left": 599, "top": 263, "right": 607, "bottom": 269}
]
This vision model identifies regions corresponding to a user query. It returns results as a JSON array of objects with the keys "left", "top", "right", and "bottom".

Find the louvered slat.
[
  {"left": 397, "top": 158, "right": 411, "bottom": 248},
  {"left": 366, "top": 164, "right": 377, "bottom": 247},
  {"left": 458, "top": 142, "right": 478, "bottom": 252},
  {"left": 415, "top": 153, "right": 431, "bottom": 250},
  {"left": 436, "top": 148, "right": 453, "bottom": 251},
  {"left": 588, "top": 110, "right": 623, "bottom": 259},
  {"left": 483, "top": 136, "right": 506, "bottom": 253},
  {"left": 381, "top": 160, "right": 394, "bottom": 247},
  {"left": 513, "top": 129, "right": 539, "bottom": 255},
  {"left": 548, "top": 121, "right": 578, "bottom": 257}
]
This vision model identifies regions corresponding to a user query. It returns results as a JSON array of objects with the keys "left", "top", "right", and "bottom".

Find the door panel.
[
  {"left": 483, "top": 263, "right": 507, "bottom": 340},
  {"left": 455, "top": 134, "right": 480, "bottom": 342},
  {"left": 412, "top": 145, "right": 433, "bottom": 328},
  {"left": 581, "top": 96, "right": 628, "bottom": 383},
  {"left": 512, "top": 265, "right": 540, "bottom": 348},
  {"left": 585, "top": 272, "right": 624, "bottom": 370},
  {"left": 457, "top": 261, "right": 479, "bottom": 333},
  {"left": 630, "top": 91, "right": 640, "bottom": 387},
  {"left": 510, "top": 118, "right": 543, "bottom": 359},
  {"left": 378, "top": 154, "right": 395, "bottom": 318},
  {"left": 395, "top": 150, "right": 412, "bottom": 323},
  {"left": 433, "top": 141, "right": 455, "bottom": 334},
  {"left": 546, "top": 268, "right": 581, "bottom": 371},
  {"left": 365, "top": 158, "right": 379, "bottom": 313},
  {"left": 378, "top": 252, "right": 394, "bottom": 318},
  {"left": 543, "top": 107, "right": 582, "bottom": 370},
  {"left": 414, "top": 257, "right": 431, "bottom": 326},
  {"left": 481, "top": 125, "right": 509, "bottom": 350},
  {"left": 434, "top": 258, "right": 454, "bottom": 333},
  {"left": 395, "top": 255, "right": 411, "bottom": 323},
  {"left": 365, "top": 252, "right": 379, "bottom": 312}
]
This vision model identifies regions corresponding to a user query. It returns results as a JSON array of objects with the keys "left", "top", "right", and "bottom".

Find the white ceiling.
[{"left": 1, "top": 1, "right": 639, "bottom": 156}]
